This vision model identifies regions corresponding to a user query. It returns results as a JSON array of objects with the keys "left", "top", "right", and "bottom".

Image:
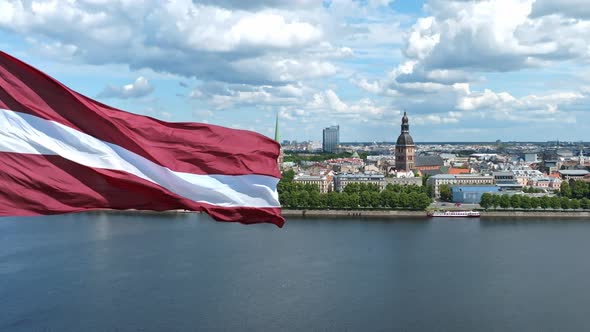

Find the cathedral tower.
[{"left": 395, "top": 112, "right": 415, "bottom": 173}]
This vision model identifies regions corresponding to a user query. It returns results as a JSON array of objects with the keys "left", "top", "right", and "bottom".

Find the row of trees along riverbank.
[
  {"left": 559, "top": 180, "right": 590, "bottom": 199},
  {"left": 278, "top": 171, "right": 431, "bottom": 210},
  {"left": 479, "top": 193, "right": 590, "bottom": 210}
]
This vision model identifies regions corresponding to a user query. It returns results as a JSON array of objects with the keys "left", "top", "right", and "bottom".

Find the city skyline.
[{"left": 2, "top": 0, "right": 589, "bottom": 142}]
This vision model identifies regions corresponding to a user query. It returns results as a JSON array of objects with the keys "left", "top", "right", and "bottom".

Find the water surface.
[{"left": 2, "top": 213, "right": 590, "bottom": 331}]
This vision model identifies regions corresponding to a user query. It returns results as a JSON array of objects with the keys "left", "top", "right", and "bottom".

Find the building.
[
  {"left": 493, "top": 171, "right": 522, "bottom": 191},
  {"left": 293, "top": 173, "right": 334, "bottom": 193},
  {"left": 322, "top": 125, "right": 339, "bottom": 153},
  {"left": 558, "top": 169, "right": 589, "bottom": 180},
  {"left": 334, "top": 173, "right": 385, "bottom": 192},
  {"left": 414, "top": 155, "right": 444, "bottom": 172},
  {"left": 327, "top": 157, "right": 364, "bottom": 173},
  {"left": 451, "top": 186, "right": 501, "bottom": 204},
  {"left": 524, "top": 153, "right": 538, "bottom": 163},
  {"left": 427, "top": 174, "right": 494, "bottom": 198},
  {"left": 528, "top": 176, "right": 561, "bottom": 190},
  {"left": 395, "top": 112, "right": 415, "bottom": 174},
  {"left": 511, "top": 168, "right": 544, "bottom": 186},
  {"left": 384, "top": 177, "right": 422, "bottom": 187}
]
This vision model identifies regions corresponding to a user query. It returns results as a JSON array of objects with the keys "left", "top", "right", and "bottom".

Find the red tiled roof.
[{"left": 448, "top": 167, "right": 470, "bottom": 174}]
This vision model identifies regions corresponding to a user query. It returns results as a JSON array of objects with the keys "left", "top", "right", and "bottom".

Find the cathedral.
[{"left": 395, "top": 111, "right": 415, "bottom": 177}]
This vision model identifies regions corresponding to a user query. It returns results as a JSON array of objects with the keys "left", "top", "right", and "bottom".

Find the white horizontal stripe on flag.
[{"left": 0, "top": 109, "right": 280, "bottom": 208}]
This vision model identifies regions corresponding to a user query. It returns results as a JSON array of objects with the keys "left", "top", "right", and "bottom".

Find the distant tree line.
[
  {"left": 278, "top": 170, "right": 432, "bottom": 210},
  {"left": 479, "top": 193, "right": 590, "bottom": 210}
]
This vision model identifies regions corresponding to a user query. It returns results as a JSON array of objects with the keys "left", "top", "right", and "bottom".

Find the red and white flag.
[{"left": 0, "top": 51, "right": 284, "bottom": 227}]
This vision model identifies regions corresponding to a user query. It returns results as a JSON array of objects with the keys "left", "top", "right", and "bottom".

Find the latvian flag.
[{"left": 0, "top": 51, "right": 284, "bottom": 227}]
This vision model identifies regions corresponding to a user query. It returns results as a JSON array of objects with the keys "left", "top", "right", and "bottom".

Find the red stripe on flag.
[
  {"left": 0, "top": 152, "right": 284, "bottom": 227},
  {"left": 0, "top": 51, "right": 280, "bottom": 178}
]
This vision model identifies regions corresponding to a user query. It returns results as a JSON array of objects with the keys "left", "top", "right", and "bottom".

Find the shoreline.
[
  {"left": 71, "top": 208, "right": 590, "bottom": 220},
  {"left": 281, "top": 209, "right": 590, "bottom": 219}
]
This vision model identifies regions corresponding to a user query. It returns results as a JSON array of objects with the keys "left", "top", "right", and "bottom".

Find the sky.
[{"left": 1, "top": 0, "right": 589, "bottom": 142}]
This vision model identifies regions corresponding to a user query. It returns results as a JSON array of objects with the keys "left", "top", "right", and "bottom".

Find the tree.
[
  {"left": 280, "top": 192, "right": 291, "bottom": 207},
  {"left": 399, "top": 192, "right": 410, "bottom": 209},
  {"left": 500, "top": 195, "right": 511, "bottom": 209},
  {"left": 408, "top": 192, "right": 420, "bottom": 210},
  {"left": 492, "top": 195, "right": 502, "bottom": 209},
  {"left": 550, "top": 196, "right": 561, "bottom": 210},
  {"left": 581, "top": 198, "right": 590, "bottom": 210},
  {"left": 519, "top": 196, "right": 531, "bottom": 210},
  {"left": 560, "top": 197, "right": 571, "bottom": 210},
  {"left": 318, "top": 193, "right": 328, "bottom": 208},
  {"left": 282, "top": 169, "right": 295, "bottom": 182},
  {"left": 539, "top": 196, "right": 549, "bottom": 210},
  {"left": 360, "top": 191, "right": 372, "bottom": 207},
  {"left": 308, "top": 191, "right": 320, "bottom": 208},
  {"left": 560, "top": 181, "right": 572, "bottom": 198},
  {"left": 570, "top": 199, "right": 581, "bottom": 210},
  {"left": 326, "top": 192, "right": 338, "bottom": 208},
  {"left": 480, "top": 193, "right": 493, "bottom": 210},
  {"left": 297, "top": 191, "right": 308, "bottom": 206},
  {"left": 422, "top": 174, "right": 431, "bottom": 187},
  {"left": 343, "top": 183, "right": 359, "bottom": 194},
  {"left": 336, "top": 193, "right": 349, "bottom": 209},
  {"left": 370, "top": 192, "right": 381, "bottom": 208},
  {"left": 572, "top": 181, "right": 588, "bottom": 199},
  {"left": 439, "top": 185, "right": 452, "bottom": 202},
  {"left": 418, "top": 193, "right": 432, "bottom": 210},
  {"left": 510, "top": 195, "right": 521, "bottom": 209},
  {"left": 382, "top": 191, "right": 392, "bottom": 208},
  {"left": 426, "top": 185, "right": 434, "bottom": 198},
  {"left": 529, "top": 197, "right": 540, "bottom": 209},
  {"left": 348, "top": 193, "right": 360, "bottom": 208}
]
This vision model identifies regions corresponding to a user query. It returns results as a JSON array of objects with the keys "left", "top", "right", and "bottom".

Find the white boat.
[{"left": 427, "top": 210, "right": 480, "bottom": 218}]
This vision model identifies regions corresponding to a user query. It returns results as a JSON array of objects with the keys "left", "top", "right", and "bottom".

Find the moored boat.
[{"left": 427, "top": 210, "right": 480, "bottom": 218}]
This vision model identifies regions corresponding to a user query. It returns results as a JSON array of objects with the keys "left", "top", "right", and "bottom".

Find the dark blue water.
[{"left": 2, "top": 213, "right": 590, "bottom": 331}]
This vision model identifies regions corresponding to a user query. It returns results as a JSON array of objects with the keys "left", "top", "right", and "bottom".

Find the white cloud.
[
  {"left": 231, "top": 57, "right": 338, "bottom": 83},
  {"left": 413, "top": 113, "right": 460, "bottom": 125},
  {"left": 0, "top": 0, "right": 334, "bottom": 85},
  {"left": 189, "top": 82, "right": 308, "bottom": 109},
  {"left": 404, "top": 17, "right": 439, "bottom": 60},
  {"left": 530, "top": 0, "right": 590, "bottom": 19},
  {"left": 306, "top": 89, "right": 393, "bottom": 120},
  {"left": 404, "top": 0, "right": 590, "bottom": 73},
  {"left": 457, "top": 89, "right": 585, "bottom": 113},
  {"left": 457, "top": 89, "right": 517, "bottom": 111},
  {"left": 97, "top": 76, "right": 154, "bottom": 99}
]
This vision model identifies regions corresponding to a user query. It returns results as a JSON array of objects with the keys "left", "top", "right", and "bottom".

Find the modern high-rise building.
[
  {"left": 395, "top": 112, "right": 415, "bottom": 173},
  {"left": 322, "top": 125, "right": 339, "bottom": 153}
]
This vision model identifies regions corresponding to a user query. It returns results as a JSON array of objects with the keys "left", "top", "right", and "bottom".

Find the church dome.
[{"left": 396, "top": 132, "right": 414, "bottom": 146}]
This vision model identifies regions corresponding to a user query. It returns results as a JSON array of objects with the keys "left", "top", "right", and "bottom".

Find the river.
[{"left": 2, "top": 212, "right": 590, "bottom": 331}]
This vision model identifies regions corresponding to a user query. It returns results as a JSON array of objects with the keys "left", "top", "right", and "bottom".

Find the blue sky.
[{"left": 1, "top": 0, "right": 589, "bottom": 142}]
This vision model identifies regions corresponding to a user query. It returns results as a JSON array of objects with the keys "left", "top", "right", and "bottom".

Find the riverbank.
[
  {"left": 281, "top": 209, "right": 590, "bottom": 218},
  {"left": 81, "top": 208, "right": 590, "bottom": 219}
]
